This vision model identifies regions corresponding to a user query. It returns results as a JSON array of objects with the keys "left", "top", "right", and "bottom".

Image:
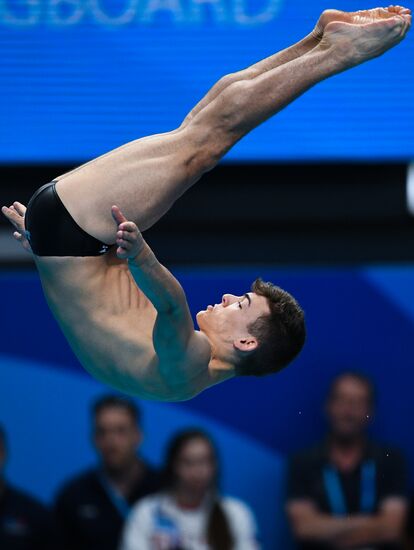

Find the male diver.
[{"left": 2, "top": 7, "right": 411, "bottom": 401}]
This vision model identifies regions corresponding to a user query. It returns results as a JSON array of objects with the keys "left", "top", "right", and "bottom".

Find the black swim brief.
[{"left": 25, "top": 182, "right": 113, "bottom": 256}]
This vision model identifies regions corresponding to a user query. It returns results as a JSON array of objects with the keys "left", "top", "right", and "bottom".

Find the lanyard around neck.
[
  {"left": 323, "top": 460, "right": 376, "bottom": 516},
  {"left": 98, "top": 471, "right": 131, "bottom": 519}
]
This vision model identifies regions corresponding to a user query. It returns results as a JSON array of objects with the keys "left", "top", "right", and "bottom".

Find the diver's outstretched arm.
[{"left": 112, "top": 206, "right": 196, "bottom": 364}]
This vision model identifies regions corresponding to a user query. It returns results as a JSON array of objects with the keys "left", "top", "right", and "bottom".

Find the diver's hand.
[
  {"left": 1, "top": 202, "right": 32, "bottom": 253},
  {"left": 111, "top": 205, "right": 145, "bottom": 260}
]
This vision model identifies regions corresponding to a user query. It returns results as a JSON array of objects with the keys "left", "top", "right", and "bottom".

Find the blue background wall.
[
  {"left": 1, "top": 0, "right": 413, "bottom": 161},
  {"left": 1, "top": 265, "right": 414, "bottom": 549}
]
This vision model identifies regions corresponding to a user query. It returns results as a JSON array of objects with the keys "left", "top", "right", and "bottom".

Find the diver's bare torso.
[{"left": 35, "top": 252, "right": 214, "bottom": 401}]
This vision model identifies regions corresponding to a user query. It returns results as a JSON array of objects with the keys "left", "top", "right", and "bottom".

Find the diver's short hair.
[{"left": 236, "top": 278, "right": 306, "bottom": 377}]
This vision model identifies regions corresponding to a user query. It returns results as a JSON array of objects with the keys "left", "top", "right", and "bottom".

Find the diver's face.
[{"left": 196, "top": 292, "right": 270, "bottom": 345}]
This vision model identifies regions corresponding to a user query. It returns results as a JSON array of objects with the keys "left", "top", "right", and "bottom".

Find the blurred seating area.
[{"left": 1, "top": 372, "right": 414, "bottom": 550}]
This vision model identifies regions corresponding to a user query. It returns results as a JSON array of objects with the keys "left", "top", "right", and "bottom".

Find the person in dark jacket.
[
  {"left": 0, "top": 424, "right": 56, "bottom": 550},
  {"left": 286, "top": 372, "right": 408, "bottom": 550},
  {"left": 54, "top": 395, "right": 162, "bottom": 550}
]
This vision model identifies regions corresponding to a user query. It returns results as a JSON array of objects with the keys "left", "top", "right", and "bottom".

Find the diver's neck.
[
  {"left": 199, "top": 330, "right": 236, "bottom": 379},
  {"left": 208, "top": 355, "right": 236, "bottom": 381}
]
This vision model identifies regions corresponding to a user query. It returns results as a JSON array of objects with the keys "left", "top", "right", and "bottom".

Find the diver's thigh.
[{"left": 54, "top": 129, "right": 200, "bottom": 243}]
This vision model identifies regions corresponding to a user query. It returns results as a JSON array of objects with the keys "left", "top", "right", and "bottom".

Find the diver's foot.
[
  {"left": 317, "top": 5, "right": 411, "bottom": 69},
  {"left": 313, "top": 5, "right": 412, "bottom": 39},
  {"left": 313, "top": 5, "right": 411, "bottom": 43}
]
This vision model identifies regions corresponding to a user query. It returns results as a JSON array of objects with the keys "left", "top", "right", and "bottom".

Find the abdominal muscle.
[{"left": 32, "top": 251, "right": 177, "bottom": 399}]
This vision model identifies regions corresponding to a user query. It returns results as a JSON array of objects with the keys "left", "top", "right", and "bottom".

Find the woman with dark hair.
[{"left": 120, "top": 429, "right": 259, "bottom": 550}]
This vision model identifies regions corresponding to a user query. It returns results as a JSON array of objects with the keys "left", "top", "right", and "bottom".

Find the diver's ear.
[{"left": 233, "top": 337, "right": 258, "bottom": 353}]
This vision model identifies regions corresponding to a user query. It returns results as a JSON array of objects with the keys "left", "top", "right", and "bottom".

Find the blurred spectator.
[
  {"left": 54, "top": 394, "right": 161, "bottom": 550},
  {"left": 0, "top": 424, "right": 56, "bottom": 549},
  {"left": 403, "top": 495, "right": 414, "bottom": 549},
  {"left": 286, "top": 372, "right": 408, "bottom": 550},
  {"left": 120, "top": 428, "right": 259, "bottom": 550}
]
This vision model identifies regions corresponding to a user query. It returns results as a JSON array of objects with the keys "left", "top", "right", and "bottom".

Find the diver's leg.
[
  {"left": 180, "top": 33, "right": 320, "bottom": 128},
  {"left": 52, "top": 30, "right": 325, "bottom": 243},
  {"left": 52, "top": 20, "right": 330, "bottom": 244},
  {"left": 54, "top": 9, "right": 409, "bottom": 245},
  {"left": 182, "top": 9, "right": 409, "bottom": 164},
  {"left": 181, "top": 6, "right": 411, "bottom": 127},
  {"left": 56, "top": 43, "right": 338, "bottom": 245},
  {"left": 54, "top": 125, "right": 204, "bottom": 243}
]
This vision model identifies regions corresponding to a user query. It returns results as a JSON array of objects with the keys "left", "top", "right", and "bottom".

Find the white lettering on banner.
[
  {"left": 188, "top": 0, "right": 227, "bottom": 25},
  {"left": 0, "top": 0, "right": 283, "bottom": 26},
  {"left": 140, "top": 0, "right": 185, "bottom": 24},
  {"left": 90, "top": 0, "right": 139, "bottom": 25},
  {"left": 234, "top": 0, "right": 282, "bottom": 25},
  {"left": 47, "top": 0, "right": 85, "bottom": 25},
  {"left": 0, "top": 0, "right": 41, "bottom": 26}
]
